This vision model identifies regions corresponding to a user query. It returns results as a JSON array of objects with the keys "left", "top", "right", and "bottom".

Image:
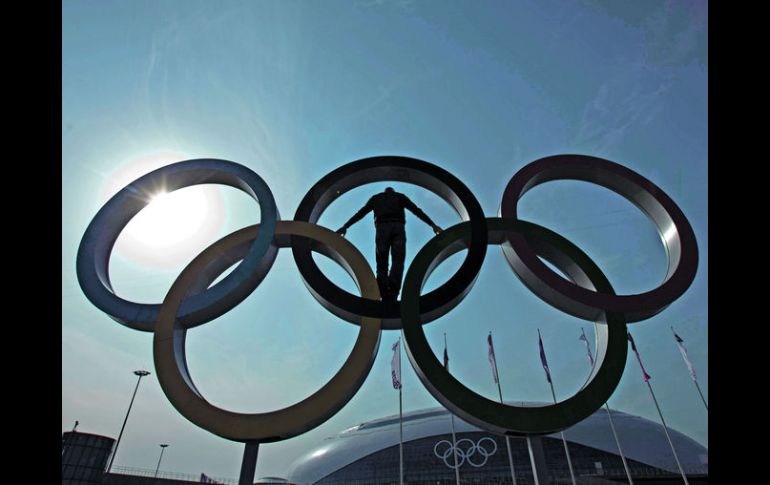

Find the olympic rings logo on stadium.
[
  {"left": 76, "top": 154, "right": 698, "bottom": 443},
  {"left": 434, "top": 437, "right": 498, "bottom": 469}
]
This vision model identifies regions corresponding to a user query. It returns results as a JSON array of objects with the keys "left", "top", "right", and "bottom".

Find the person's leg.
[
  {"left": 375, "top": 224, "right": 391, "bottom": 299},
  {"left": 388, "top": 224, "right": 407, "bottom": 299}
]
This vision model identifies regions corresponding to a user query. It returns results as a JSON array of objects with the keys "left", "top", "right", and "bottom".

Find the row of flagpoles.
[{"left": 390, "top": 326, "right": 707, "bottom": 485}]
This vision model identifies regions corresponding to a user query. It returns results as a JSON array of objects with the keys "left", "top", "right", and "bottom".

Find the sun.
[
  {"left": 116, "top": 185, "right": 225, "bottom": 268},
  {"left": 104, "top": 152, "right": 226, "bottom": 268},
  {"left": 126, "top": 189, "right": 210, "bottom": 249}
]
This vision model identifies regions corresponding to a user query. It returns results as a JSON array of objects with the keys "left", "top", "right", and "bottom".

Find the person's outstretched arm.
[
  {"left": 401, "top": 194, "right": 442, "bottom": 235},
  {"left": 336, "top": 197, "right": 374, "bottom": 236}
]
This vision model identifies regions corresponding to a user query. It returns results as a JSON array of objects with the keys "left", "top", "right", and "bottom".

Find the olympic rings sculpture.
[
  {"left": 77, "top": 154, "right": 698, "bottom": 442},
  {"left": 433, "top": 437, "right": 498, "bottom": 469}
]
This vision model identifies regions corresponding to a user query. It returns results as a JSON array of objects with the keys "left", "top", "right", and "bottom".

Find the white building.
[{"left": 288, "top": 403, "right": 707, "bottom": 484}]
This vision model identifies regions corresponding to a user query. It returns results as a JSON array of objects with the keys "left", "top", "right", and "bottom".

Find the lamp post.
[
  {"left": 154, "top": 444, "right": 169, "bottom": 478},
  {"left": 106, "top": 370, "right": 151, "bottom": 474}
]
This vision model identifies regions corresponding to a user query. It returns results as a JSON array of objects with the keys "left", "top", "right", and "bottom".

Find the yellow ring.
[{"left": 153, "top": 221, "right": 381, "bottom": 442}]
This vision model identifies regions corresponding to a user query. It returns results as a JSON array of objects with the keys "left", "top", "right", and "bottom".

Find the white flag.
[
  {"left": 487, "top": 333, "right": 499, "bottom": 384},
  {"left": 391, "top": 339, "right": 402, "bottom": 390},
  {"left": 672, "top": 328, "right": 697, "bottom": 381},
  {"left": 579, "top": 329, "right": 595, "bottom": 368}
]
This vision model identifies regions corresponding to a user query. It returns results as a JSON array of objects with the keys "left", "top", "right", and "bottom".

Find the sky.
[{"left": 62, "top": 0, "right": 707, "bottom": 481}]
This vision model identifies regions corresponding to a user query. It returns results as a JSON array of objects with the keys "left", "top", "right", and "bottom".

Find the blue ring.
[{"left": 76, "top": 159, "right": 279, "bottom": 332}]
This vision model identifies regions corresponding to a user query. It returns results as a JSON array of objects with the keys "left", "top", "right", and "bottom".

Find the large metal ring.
[
  {"left": 153, "top": 221, "right": 382, "bottom": 442},
  {"left": 401, "top": 218, "right": 628, "bottom": 435},
  {"left": 499, "top": 154, "right": 698, "bottom": 322},
  {"left": 76, "top": 159, "right": 280, "bottom": 332},
  {"left": 292, "top": 155, "right": 487, "bottom": 329}
]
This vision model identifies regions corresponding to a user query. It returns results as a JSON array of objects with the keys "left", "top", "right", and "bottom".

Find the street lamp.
[
  {"left": 106, "top": 370, "right": 151, "bottom": 474},
  {"left": 154, "top": 444, "right": 170, "bottom": 478}
]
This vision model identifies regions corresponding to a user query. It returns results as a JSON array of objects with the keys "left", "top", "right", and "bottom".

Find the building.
[
  {"left": 61, "top": 429, "right": 291, "bottom": 485},
  {"left": 287, "top": 404, "right": 708, "bottom": 484},
  {"left": 62, "top": 431, "right": 116, "bottom": 485}
]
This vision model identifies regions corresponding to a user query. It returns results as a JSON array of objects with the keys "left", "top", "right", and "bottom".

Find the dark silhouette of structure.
[
  {"left": 62, "top": 431, "right": 115, "bottom": 484},
  {"left": 337, "top": 187, "right": 441, "bottom": 301}
]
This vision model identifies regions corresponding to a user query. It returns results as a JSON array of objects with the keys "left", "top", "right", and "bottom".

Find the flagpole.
[
  {"left": 630, "top": 332, "right": 689, "bottom": 485},
  {"left": 495, "top": 381, "right": 518, "bottom": 485},
  {"left": 398, "top": 337, "right": 404, "bottom": 485},
  {"left": 604, "top": 403, "right": 634, "bottom": 485},
  {"left": 489, "top": 331, "right": 518, "bottom": 485},
  {"left": 547, "top": 380, "right": 577, "bottom": 485},
  {"left": 693, "top": 380, "right": 708, "bottom": 411},
  {"left": 399, "top": 384, "right": 404, "bottom": 485},
  {"left": 539, "top": 329, "right": 576, "bottom": 485},
  {"left": 671, "top": 327, "right": 708, "bottom": 412},
  {"left": 645, "top": 379, "right": 689, "bottom": 485},
  {"left": 445, "top": 334, "right": 461, "bottom": 485},
  {"left": 448, "top": 414, "right": 461, "bottom": 484},
  {"left": 581, "top": 327, "right": 633, "bottom": 484}
]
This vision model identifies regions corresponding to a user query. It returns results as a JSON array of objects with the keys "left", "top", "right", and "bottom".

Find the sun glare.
[
  {"left": 105, "top": 152, "right": 226, "bottom": 268},
  {"left": 125, "top": 189, "right": 209, "bottom": 248}
]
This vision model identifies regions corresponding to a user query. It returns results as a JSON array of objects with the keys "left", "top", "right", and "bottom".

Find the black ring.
[{"left": 292, "top": 155, "right": 487, "bottom": 330}]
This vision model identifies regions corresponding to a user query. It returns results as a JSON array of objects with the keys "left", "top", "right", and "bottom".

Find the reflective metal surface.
[
  {"left": 500, "top": 154, "right": 698, "bottom": 322},
  {"left": 292, "top": 155, "right": 487, "bottom": 329},
  {"left": 76, "top": 159, "right": 279, "bottom": 331},
  {"left": 401, "top": 218, "right": 628, "bottom": 435},
  {"left": 154, "top": 221, "right": 382, "bottom": 442}
]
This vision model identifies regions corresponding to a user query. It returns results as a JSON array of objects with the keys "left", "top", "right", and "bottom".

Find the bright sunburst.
[
  {"left": 116, "top": 184, "right": 225, "bottom": 268},
  {"left": 126, "top": 189, "right": 210, "bottom": 248},
  {"left": 105, "top": 152, "right": 226, "bottom": 268}
]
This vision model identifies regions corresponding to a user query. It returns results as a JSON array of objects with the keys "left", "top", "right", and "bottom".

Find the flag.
[
  {"left": 672, "top": 328, "right": 697, "bottom": 381},
  {"left": 443, "top": 342, "right": 449, "bottom": 371},
  {"left": 391, "top": 339, "right": 402, "bottom": 390},
  {"left": 487, "top": 333, "right": 499, "bottom": 384},
  {"left": 627, "top": 332, "right": 651, "bottom": 382},
  {"left": 538, "top": 329, "right": 551, "bottom": 383},
  {"left": 579, "top": 329, "right": 595, "bottom": 367}
]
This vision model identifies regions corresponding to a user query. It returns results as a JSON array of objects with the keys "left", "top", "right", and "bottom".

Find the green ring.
[{"left": 400, "top": 218, "right": 628, "bottom": 435}]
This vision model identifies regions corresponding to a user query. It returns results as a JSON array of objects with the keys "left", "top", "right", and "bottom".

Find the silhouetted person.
[{"left": 337, "top": 187, "right": 442, "bottom": 301}]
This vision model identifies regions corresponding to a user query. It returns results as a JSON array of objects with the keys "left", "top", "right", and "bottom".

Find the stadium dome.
[{"left": 287, "top": 403, "right": 707, "bottom": 484}]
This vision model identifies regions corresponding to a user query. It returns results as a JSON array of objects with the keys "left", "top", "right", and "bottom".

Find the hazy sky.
[{"left": 62, "top": 0, "right": 707, "bottom": 481}]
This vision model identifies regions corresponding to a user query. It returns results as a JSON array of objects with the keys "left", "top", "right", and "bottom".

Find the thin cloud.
[{"left": 574, "top": 61, "right": 673, "bottom": 154}]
